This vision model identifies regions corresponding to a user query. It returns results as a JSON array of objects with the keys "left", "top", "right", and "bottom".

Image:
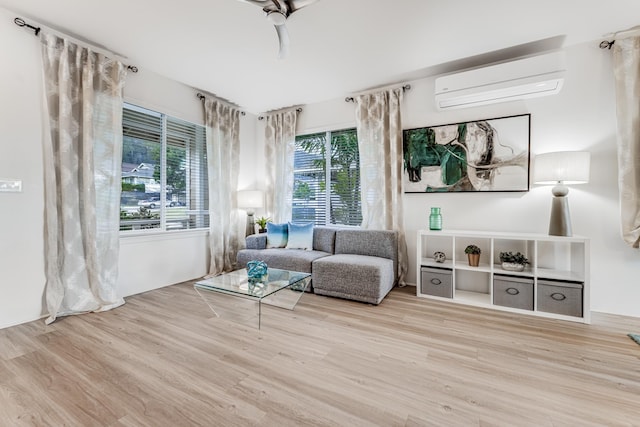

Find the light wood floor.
[{"left": 1, "top": 283, "right": 639, "bottom": 426}]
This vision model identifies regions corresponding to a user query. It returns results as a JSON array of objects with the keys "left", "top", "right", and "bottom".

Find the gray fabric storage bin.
[
  {"left": 421, "top": 267, "right": 453, "bottom": 298},
  {"left": 537, "top": 279, "right": 583, "bottom": 317},
  {"left": 493, "top": 275, "right": 533, "bottom": 311}
]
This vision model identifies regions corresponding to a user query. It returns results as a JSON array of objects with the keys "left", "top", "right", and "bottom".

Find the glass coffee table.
[{"left": 194, "top": 268, "right": 311, "bottom": 329}]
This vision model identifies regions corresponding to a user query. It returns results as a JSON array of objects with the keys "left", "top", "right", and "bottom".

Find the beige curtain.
[
  {"left": 41, "top": 33, "right": 126, "bottom": 324},
  {"left": 264, "top": 110, "right": 298, "bottom": 223},
  {"left": 613, "top": 37, "right": 640, "bottom": 248},
  {"left": 354, "top": 88, "right": 408, "bottom": 284},
  {"left": 204, "top": 98, "right": 242, "bottom": 274}
]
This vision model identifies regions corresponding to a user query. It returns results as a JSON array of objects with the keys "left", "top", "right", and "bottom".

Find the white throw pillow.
[{"left": 286, "top": 222, "right": 314, "bottom": 250}]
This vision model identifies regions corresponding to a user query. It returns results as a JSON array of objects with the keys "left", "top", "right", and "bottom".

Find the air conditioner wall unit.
[{"left": 434, "top": 51, "right": 566, "bottom": 110}]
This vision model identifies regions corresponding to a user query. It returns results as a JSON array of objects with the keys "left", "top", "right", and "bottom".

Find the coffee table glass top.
[
  {"left": 194, "top": 268, "right": 310, "bottom": 300},
  {"left": 194, "top": 268, "right": 311, "bottom": 329}
]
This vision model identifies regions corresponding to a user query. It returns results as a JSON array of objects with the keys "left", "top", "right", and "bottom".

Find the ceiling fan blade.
[
  {"left": 274, "top": 24, "right": 290, "bottom": 59},
  {"left": 286, "top": 0, "right": 320, "bottom": 13},
  {"left": 234, "top": 0, "right": 272, "bottom": 6},
  {"left": 236, "top": 0, "right": 290, "bottom": 14}
]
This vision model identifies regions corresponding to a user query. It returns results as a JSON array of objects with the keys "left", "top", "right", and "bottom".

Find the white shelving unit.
[{"left": 416, "top": 229, "right": 590, "bottom": 323}]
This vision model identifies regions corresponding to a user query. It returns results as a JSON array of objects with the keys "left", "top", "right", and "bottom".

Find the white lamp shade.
[
  {"left": 237, "top": 190, "right": 264, "bottom": 209},
  {"left": 534, "top": 151, "right": 591, "bottom": 185}
]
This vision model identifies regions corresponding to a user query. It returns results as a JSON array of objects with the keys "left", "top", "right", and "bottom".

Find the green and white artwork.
[{"left": 403, "top": 114, "right": 530, "bottom": 193}]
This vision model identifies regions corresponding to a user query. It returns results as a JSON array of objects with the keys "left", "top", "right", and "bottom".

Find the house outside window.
[
  {"left": 292, "top": 128, "right": 362, "bottom": 226},
  {"left": 120, "top": 103, "right": 209, "bottom": 232}
]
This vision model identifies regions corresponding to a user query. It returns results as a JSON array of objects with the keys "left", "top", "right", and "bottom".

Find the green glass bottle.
[{"left": 429, "top": 207, "right": 442, "bottom": 230}]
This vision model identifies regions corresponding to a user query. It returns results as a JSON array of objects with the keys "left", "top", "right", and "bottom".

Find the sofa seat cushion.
[
  {"left": 312, "top": 254, "right": 395, "bottom": 305},
  {"left": 236, "top": 248, "right": 331, "bottom": 274}
]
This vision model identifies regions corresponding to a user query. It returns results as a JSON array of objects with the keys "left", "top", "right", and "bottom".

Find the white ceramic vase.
[{"left": 501, "top": 262, "right": 525, "bottom": 272}]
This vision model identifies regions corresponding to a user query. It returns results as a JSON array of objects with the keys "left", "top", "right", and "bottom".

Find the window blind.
[
  {"left": 293, "top": 132, "right": 327, "bottom": 225},
  {"left": 122, "top": 107, "right": 162, "bottom": 143},
  {"left": 329, "top": 129, "right": 361, "bottom": 226}
]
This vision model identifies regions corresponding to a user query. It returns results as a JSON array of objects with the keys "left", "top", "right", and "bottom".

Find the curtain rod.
[
  {"left": 13, "top": 17, "right": 138, "bottom": 73},
  {"left": 599, "top": 25, "right": 640, "bottom": 50},
  {"left": 345, "top": 84, "right": 411, "bottom": 103},
  {"left": 196, "top": 93, "right": 246, "bottom": 116},
  {"left": 258, "top": 107, "right": 303, "bottom": 120}
]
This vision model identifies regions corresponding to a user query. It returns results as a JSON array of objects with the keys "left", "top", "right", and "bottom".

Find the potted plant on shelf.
[
  {"left": 255, "top": 216, "right": 271, "bottom": 233},
  {"left": 464, "top": 244, "right": 481, "bottom": 267},
  {"left": 499, "top": 251, "right": 530, "bottom": 272}
]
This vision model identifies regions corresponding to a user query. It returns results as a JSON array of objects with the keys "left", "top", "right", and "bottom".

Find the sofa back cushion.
[
  {"left": 245, "top": 233, "right": 267, "bottom": 249},
  {"left": 313, "top": 227, "right": 337, "bottom": 253},
  {"left": 334, "top": 229, "right": 398, "bottom": 277},
  {"left": 246, "top": 226, "right": 336, "bottom": 252}
]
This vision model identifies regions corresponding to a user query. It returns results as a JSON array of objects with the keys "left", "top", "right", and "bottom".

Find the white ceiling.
[{"left": 2, "top": 0, "right": 640, "bottom": 113}]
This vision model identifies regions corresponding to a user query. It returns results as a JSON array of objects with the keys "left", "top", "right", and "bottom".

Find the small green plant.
[
  {"left": 464, "top": 244, "right": 481, "bottom": 255},
  {"left": 255, "top": 216, "right": 271, "bottom": 230},
  {"left": 499, "top": 251, "right": 530, "bottom": 265}
]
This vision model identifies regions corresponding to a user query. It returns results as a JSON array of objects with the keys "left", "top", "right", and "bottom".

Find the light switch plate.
[{"left": 0, "top": 179, "right": 22, "bottom": 192}]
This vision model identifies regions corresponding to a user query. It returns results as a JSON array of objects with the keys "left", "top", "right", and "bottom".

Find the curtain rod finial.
[
  {"left": 599, "top": 40, "right": 615, "bottom": 49},
  {"left": 14, "top": 17, "right": 41, "bottom": 36}
]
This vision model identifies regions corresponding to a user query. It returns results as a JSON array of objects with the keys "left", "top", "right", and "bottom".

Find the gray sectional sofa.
[{"left": 236, "top": 226, "right": 398, "bottom": 305}]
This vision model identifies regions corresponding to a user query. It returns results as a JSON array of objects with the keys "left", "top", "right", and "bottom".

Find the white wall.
[
  {"left": 296, "top": 41, "right": 640, "bottom": 318},
  {"left": 0, "top": 7, "right": 46, "bottom": 328},
  {"left": 0, "top": 6, "right": 258, "bottom": 328}
]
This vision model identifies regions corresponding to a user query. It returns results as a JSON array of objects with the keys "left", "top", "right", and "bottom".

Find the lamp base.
[
  {"left": 549, "top": 195, "right": 572, "bottom": 237},
  {"left": 245, "top": 213, "right": 255, "bottom": 237}
]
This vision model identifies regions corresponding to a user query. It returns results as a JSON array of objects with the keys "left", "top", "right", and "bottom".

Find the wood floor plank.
[{"left": 1, "top": 283, "right": 640, "bottom": 426}]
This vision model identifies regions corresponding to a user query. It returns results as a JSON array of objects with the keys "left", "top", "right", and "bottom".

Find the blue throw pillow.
[
  {"left": 286, "top": 222, "right": 314, "bottom": 250},
  {"left": 266, "top": 222, "right": 288, "bottom": 248}
]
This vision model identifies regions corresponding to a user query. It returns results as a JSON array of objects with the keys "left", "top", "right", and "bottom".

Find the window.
[
  {"left": 292, "top": 128, "right": 362, "bottom": 226},
  {"left": 120, "top": 103, "right": 209, "bottom": 232}
]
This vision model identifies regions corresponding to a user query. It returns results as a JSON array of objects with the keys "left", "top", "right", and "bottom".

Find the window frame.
[
  {"left": 120, "top": 103, "right": 209, "bottom": 235},
  {"left": 292, "top": 127, "right": 362, "bottom": 227}
]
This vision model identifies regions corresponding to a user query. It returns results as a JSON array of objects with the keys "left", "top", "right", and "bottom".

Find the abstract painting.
[{"left": 403, "top": 114, "right": 530, "bottom": 193}]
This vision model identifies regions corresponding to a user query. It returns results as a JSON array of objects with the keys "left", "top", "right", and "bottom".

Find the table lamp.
[
  {"left": 534, "top": 151, "right": 590, "bottom": 237},
  {"left": 237, "top": 190, "right": 264, "bottom": 236}
]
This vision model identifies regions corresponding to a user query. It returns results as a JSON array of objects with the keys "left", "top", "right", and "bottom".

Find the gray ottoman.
[{"left": 312, "top": 253, "right": 395, "bottom": 305}]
